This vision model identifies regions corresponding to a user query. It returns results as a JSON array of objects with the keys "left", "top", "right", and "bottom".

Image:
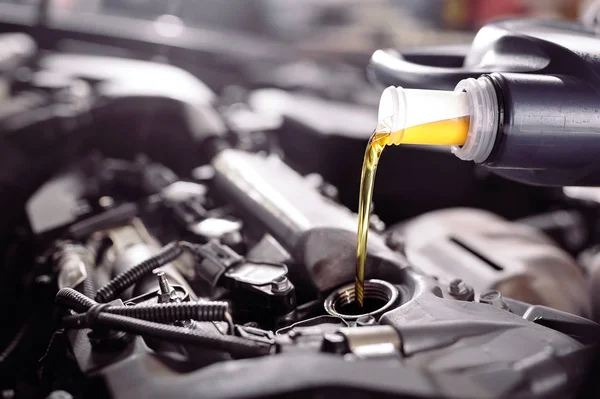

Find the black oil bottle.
[{"left": 369, "top": 18, "right": 600, "bottom": 187}]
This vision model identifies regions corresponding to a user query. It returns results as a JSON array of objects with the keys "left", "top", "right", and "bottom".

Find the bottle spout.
[{"left": 377, "top": 86, "right": 471, "bottom": 146}]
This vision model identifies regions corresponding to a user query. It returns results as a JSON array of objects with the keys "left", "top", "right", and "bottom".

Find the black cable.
[
  {"left": 108, "top": 301, "right": 228, "bottom": 322},
  {"left": 56, "top": 287, "right": 96, "bottom": 313},
  {"left": 0, "top": 321, "right": 29, "bottom": 363},
  {"left": 79, "top": 273, "right": 97, "bottom": 300},
  {"left": 94, "top": 241, "right": 184, "bottom": 303},
  {"left": 56, "top": 288, "right": 266, "bottom": 357},
  {"left": 61, "top": 301, "right": 229, "bottom": 327},
  {"left": 57, "top": 288, "right": 229, "bottom": 324},
  {"left": 81, "top": 312, "right": 270, "bottom": 358}
]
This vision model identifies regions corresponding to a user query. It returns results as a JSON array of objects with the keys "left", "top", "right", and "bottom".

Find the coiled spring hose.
[
  {"left": 94, "top": 241, "right": 186, "bottom": 303},
  {"left": 57, "top": 288, "right": 270, "bottom": 358}
]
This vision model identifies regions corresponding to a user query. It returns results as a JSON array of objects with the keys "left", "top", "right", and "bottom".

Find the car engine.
[{"left": 0, "top": 25, "right": 600, "bottom": 399}]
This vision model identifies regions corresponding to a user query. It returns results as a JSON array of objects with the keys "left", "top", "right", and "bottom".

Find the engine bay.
[{"left": 0, "top": 21, "right": 600, "bottom": 398}]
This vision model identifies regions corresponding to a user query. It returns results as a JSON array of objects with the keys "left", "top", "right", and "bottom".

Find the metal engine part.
[
  {"left": 396, "top": 208, "right": 591, "bottom": 317},
  {"left": 212, "top": 148, "right": 407, "bottom": 294},
  {"left": 19, "top": 131, "right": 597, "bottom": 399},
  {"left": 96, "top": 218, "right": 194, "bottom": 300},
  {"left": 323, "top": 279, "right": 399, "bottom": 321},
  {"left": 25, "top": 152, "right": 600, "bottom": 399}
]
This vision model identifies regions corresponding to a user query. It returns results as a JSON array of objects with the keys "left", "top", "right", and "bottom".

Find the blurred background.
[
  {"left": 0, "top": 1, "right": 595, "bottom": 80},
  {"left": 10, "top": 0, "right": 593, "bottom": 45},
  {"left": 2, "top": 1, "right": 593, "bottom": 47},
  {"left": 0, "top": 0, "right": 595, "bottom": 102},
  {"left": 0, "top": 0, "right": 596, "bottom": 225},
  {"left": 0, "top": 0, "right": 598, "bottom": 222}
]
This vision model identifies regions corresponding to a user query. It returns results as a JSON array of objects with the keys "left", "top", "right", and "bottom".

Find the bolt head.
[
  {"left": 479, "top": 290, "right": 501, "bottom": 302},
  {"left": 448, "top": 278, "right": 467, "bottom": 295},
  {"left": 356, "top": 315, "right": 376, "bottom": 326},
  {"left": 271, "top": 276, "right": 290, "bottom": 293},
  {"left": 479, "top": 289, "right": 509, "bottom": 310},
  {"left": 447, "top": 278, "right": 474, "bottom": 301}
]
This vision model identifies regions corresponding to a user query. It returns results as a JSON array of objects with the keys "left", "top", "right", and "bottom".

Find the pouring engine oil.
[
  {"left": 355, "top": 129, "right": 389, "bottom": 307},
  {"left": 354, "top": 114, "right": 469, "bottom": 307}
]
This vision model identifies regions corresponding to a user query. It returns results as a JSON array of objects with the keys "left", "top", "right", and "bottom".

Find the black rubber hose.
[
  {"left": 95, "top": 242, "right": 184, "bottom": 303},
  {"left": 77, "top": 257, "right": 98, "bottom": 299},
  {"left": 0, "top": 321, "right": 29, "bottom": 363},
  {"left": 57, "top": 288, "right": 228, "bottom": 322},
  {"left": 108, "top": 301, "right": 228, "bottom": 323},
  {"left": 56, "top": 287, "right": 96, "bottom": 313},
  {"left": 67, "top": 312, "right": 270, "bottom": 358},
  {"left": 61, "top": 301, "right": 230, "bottom": 327},
  {"left": 79, "top": 273, "right": 96, "bottom": 299}
]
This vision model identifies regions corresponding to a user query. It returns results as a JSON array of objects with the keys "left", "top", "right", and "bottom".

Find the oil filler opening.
[{"left": 324, "top": 279, "right": 399, "bottom": 321}]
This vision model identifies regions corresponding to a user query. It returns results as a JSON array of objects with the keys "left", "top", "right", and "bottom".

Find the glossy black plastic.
[{"left": 370, "top": 18, "right": 600, "bottom": 186}]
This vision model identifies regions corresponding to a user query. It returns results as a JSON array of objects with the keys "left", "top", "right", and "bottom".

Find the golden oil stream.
[{"left": 355, "top": 116, "right": 469, "bottom": 307}]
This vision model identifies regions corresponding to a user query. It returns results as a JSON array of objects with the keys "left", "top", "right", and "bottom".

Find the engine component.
[
  {"left": 323, "top": 279, "right": 399, "bottom": 321},
  {"left": 447, "top": 278, "right": 474, "bottom": 301},
  {"left": 4, "top": 32, "right": 599, "bottom": 397},
  {"left": 69, "top": 203, "right": 140, "bottom": 241},
  {"left": 154, "top": 271, "right": 181, "bottom": 303},
  {"left": 212, "top": 148, "right": 407, "bottom": 294},
  {"left": 226, "top": 267, "right": 296, "bottom": 329},
  {"left": 26, "top": 151, "right": 600, "bottom": 399},
  {"left": 56, "top": 287, "right": 267, "bottom": 358},
  {"left": 276, "top": 315, "right": 350, "bottom": 336},
  {"left": 193, "top": 240, "right": 244, "bottom": 286},
  {"left": 26, "top": 157, "right": 185, "bottom": 238},
  {"left": 52, "top": 242, "right": 95, "bottom": 292},
  {"left": 102, "top": 222, "right": 167, "bottom": 293},
  {"left": 69, "top": 312, "right": 268, "bottom": 359},
  {"left": 397, "top": 208, "right": 591, "bottom": 317},
  {"left": 95, "top": 241, "right": 187, "bottom": 303},
  {"left": 479, "top": 290, "right": 509, "bottom": 310},
  {"left": 125, "top": 284, "right": 190, "bottom": 306},
  {"left": 26, "top": 166, "right": 91, "bottom": 236},
  {"left": 57, "top": 288, "right": 228, "bottom": 325},
  {"left": 336, "top": 325, "right": 401, "bottom": 359},
  {"left": 194, "top": 240, "right": 297, "bottom": 328},
  {"left": 21, "top": 143, "right": 597, "bottom": 399},
  {"left": 190, "top": 217, "right": 241, "bottom": 239},
  {"left": 380, "top": 270, "right": 598, "bottom": 398}
]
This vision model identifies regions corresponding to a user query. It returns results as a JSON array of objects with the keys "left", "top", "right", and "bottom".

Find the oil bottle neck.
[{"left": 452, "top": 75, "right": 500, "bottom": 164}]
